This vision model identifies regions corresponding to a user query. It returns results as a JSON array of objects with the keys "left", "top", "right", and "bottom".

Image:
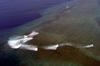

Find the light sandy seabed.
[{"left": 1, "top": 0, "right": 100, "bottom": 66}]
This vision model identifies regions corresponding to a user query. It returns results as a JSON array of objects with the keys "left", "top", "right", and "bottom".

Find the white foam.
[
  {"left": 65, "top": 43, "right": 74, "bottom": 46},
  {"left": 59, "top": 43, "right": 66, "bottom": 46},
  {"left": 7, "top": 31, "right": 94, "bottom": 51},
  {"left": 20, "top": 45, "right": 38, "bottom": 51},
  {"left": 28, "top": 31, "right": 39, "bottom": 37},
  {"left": 8, "top": 39, "right": 21, "bottom": 49},
  {"left": 42, "top": 44, "right": 59, "bottom": 50},
  {"left": 66, "top": 5, "right": 69, "bottom": 8},
  {"left": 8, "top": 31, "right": 39, "bottom": 50},
  {"left": 82, "top": 44, "right": 94, "bottom": 48}
]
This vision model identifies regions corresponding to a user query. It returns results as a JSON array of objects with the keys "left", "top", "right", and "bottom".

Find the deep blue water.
[{"left": 0, "top": 0, "right": 72, "bottom": 31}]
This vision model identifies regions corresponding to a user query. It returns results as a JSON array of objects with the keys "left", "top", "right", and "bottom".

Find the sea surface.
[
  {"left": 0, "top": 0, "right": 100, "bottom": 66},
  {"left": 0, "top": 0, "right": 72, "bottom": 31}
]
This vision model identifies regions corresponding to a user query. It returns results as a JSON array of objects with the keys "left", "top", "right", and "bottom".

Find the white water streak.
[
  {"left": 21, "top": 45, "right": 38, "bottom": 51},
  {"left": 42, "top": 44, "right": 59, "bottom": 50},
  {"left": 82, "top": 44, "right": 94, "bottom": 48},
  {"left": 8, "top": 31, "right": 94, "bottom": 51},
  {"left": 8, "top": 31, "right": 39, "bottom": 51}
]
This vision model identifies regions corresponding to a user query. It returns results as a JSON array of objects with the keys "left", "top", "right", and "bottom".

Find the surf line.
[{"left": 8, "top": 31, "right": 94, "bottom": 51}]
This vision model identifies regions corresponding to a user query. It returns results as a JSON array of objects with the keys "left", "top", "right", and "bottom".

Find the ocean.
[
  {"left": 0, "top": 0, "right": 72, "bottom": 31},
  {"left": 0, "top": 0, "right": 100, "bottom": 66}
]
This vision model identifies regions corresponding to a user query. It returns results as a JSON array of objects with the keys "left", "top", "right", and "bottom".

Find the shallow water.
[
  {"left": 0, "top": 0, "right": 72, "bottom": 31},
  {"left": 0, "top": 0, "right": 100, "bottom": 66}
]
